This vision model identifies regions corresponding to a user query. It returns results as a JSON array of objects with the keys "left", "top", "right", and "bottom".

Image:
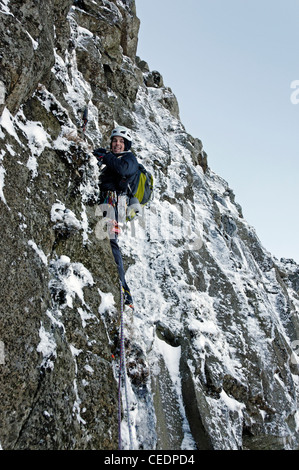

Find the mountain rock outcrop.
[{"left": 0, "top": 0, "right": 298, "bottom": 450}]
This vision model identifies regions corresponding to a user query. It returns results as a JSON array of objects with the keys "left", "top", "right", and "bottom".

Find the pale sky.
[{"left": 135, "top": 0, "right": 299, "bottom": 264}]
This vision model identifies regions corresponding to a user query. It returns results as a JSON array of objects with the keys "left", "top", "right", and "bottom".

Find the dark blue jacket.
[{"left": 93, "top": 148, "right": 139, "bottom": 196}]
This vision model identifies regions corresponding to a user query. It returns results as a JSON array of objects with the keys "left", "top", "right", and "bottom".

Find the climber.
[{"left": 93, "top": 126, "right": 139, "bottom": 307}]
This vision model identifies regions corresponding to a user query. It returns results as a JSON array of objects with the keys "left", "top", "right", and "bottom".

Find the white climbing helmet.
[{"left": 110, "top": 126, "right": 132, "bottom": 142}]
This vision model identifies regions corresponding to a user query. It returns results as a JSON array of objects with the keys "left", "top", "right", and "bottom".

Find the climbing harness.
[
  {"left": 118, "top": 281, "right": 134, "bottom": 450},
  {"left": 102, "top": 191, "right": 118, "bottom": 209}
]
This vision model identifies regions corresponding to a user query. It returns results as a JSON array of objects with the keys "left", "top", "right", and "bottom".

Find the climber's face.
[{"left": 111, "top": 136, "right": 125, "bottom": 154}]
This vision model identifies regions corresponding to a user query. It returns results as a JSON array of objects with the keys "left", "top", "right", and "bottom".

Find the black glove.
[
  {"left": 93, "top": 148, "right": 108, "bottom": 164},
  {"left": 93, "top": 147, "right": 108, "bottom": 156}
]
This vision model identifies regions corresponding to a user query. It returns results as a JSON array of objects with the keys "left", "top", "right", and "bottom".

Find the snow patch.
[
  {"left": 0, "top": 0, "right": 12, "bottom": 15},
  {"left": 70, "top": 344, "right": 86, "bottom": 425},
  {"left": 50, "top": 201, "right": 90, "bottom": 243},
  {"left": 28, "top": 240, "right": 48, "bottom": 266},
  {"left": 0, "top": 81, "right": 6, "bottom": 105},
  {"left": 51, "top": 201, "right": 82, "bottom": 231},
  {"left": 15, "top": 110, "right": 51, "bottom": 177},
  {"left": 49, "top": 256, "right": 94, "bottom": 309},
  {"left": 0, "top": 151, "right": 7, "bottom": 205},
  {"left": 0, "top": 107, "right": 22, "bottom": 144},
  {"left": 155, "top": 336, "right": 196, "bottom": 450},
  {"left": 26, "top": 30, "right": 38, "bottom": 50},
  {"left": 37, "top": 323, "right": 57, "bottom": 369},
  {"left": 98, "top": 289, "right": 116, "bottom": 315},
  {"left": 220, "top": 390, "right": 245, "bottom": 416}
]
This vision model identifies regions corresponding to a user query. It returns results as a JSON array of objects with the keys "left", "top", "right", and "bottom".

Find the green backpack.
[{"left": 127, "top": 164, "right": 154, "bottom": 220}]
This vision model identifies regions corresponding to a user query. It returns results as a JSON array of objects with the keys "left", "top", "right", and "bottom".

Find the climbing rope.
[{"left": 118, "top": 281, "right": 134, "bottom": 450}]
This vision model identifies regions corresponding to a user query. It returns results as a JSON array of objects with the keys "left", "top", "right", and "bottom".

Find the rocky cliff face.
[{"left": 0, "top": 0, "right": 299, "bottom": 450}]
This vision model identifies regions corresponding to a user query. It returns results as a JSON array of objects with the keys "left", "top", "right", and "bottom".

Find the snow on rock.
[
  {"left": 28, "top": 240, "right": 48, "bottom": 266},
  {"left": 37, "top": 322, "right": 57, "bottom": 370},
  {"left": 49, "top": 255, "right": 94, "bottom": 309}
]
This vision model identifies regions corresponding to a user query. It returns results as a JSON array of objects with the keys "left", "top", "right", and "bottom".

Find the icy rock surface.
[{"left": 0, "top": 0, "right": 299, "bottom": 450}]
